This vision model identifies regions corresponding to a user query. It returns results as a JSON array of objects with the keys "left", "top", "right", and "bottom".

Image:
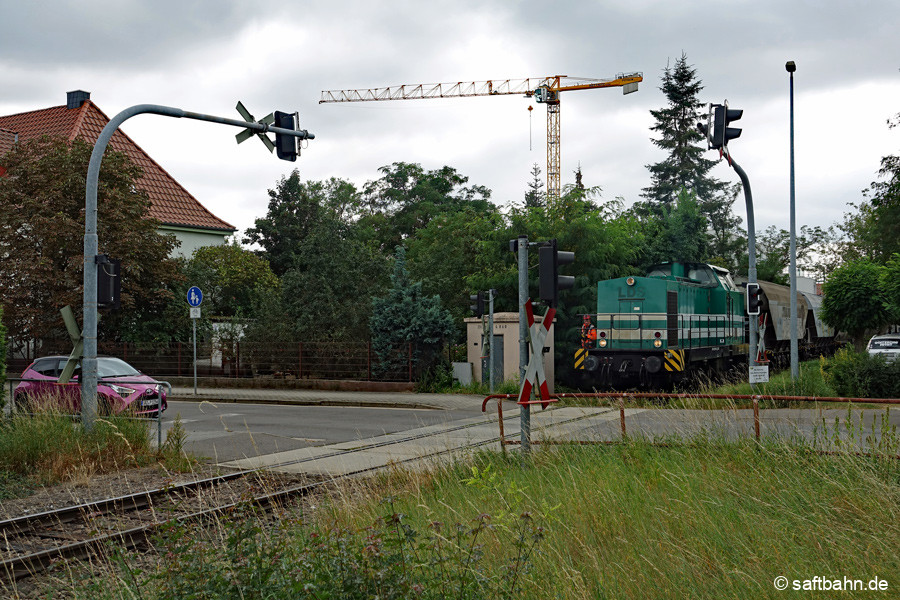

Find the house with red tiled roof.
[{"left": 0, "top": 90, "right": 236, "bottom": 257}]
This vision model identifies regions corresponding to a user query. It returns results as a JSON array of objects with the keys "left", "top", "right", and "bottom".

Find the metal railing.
[{"left": 482, "top": 392, "right": 900, "bottom": 450}]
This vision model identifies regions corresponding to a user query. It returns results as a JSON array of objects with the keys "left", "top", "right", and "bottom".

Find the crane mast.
[{"left": 320, "top": 72, "right": 642, "bottom": 207}]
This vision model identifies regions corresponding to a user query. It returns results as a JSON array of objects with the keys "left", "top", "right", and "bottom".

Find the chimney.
[{"left": 66, "top": 90, "right": 90, "bottom": 109}]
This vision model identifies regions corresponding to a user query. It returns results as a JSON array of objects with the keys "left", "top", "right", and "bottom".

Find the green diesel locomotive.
[
  {"left": 575, "top": 261, "right": 748, "bottom": 387},
  {"left": 575, "top": 261, "right": 838, "bottom": 388}
]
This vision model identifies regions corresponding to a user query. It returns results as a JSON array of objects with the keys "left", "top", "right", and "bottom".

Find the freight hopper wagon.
[
  {"left": 575, "top": 262, "right": 748, "bottom": 388},
  {"left": 751, "top": 280, "right": 838, "bottom": 363}
]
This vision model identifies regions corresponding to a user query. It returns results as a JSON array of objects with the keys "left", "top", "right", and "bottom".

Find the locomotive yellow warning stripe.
[
  {"left": 575, "top": 348, "right": 587, "bottom": 370},
  {"left": 663, "top": 349, "right": 685, "bottom": 372}
]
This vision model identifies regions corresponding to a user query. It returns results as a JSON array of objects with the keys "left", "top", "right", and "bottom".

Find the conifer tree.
[
  {"left": 524, "top": 163, "right": 544, "bottom": 208},
  {"left": 370, "top": 247, "right": 454, "bottom": 378},
  {"left": 639, "top": 52, "right": 743, "bottom": 270}
]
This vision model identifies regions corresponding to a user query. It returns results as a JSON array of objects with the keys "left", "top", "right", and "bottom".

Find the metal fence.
[{"left": 6, "top": 340, "right": 421, "bottom": 382}]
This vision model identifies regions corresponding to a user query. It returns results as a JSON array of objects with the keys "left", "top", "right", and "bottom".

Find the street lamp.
[{"left": 786, "top": 60, "right": 799, "bottom": 380}]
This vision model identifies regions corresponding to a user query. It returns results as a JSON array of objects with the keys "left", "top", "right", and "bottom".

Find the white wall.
[{"left": 163, "top": 228, "right": 231, "bottom": 259}]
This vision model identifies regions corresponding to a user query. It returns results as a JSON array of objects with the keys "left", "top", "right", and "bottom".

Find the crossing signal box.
[
  {"left": 273, "top": 111, "right": 298, "bottom": 162},
  {"left": 469, "top": 291, "right": 485, "bottom": 317},
  {"left": 746, "top": 282, "right": 761, "bottom": 316},
  {"left": 538, "top": 239, "right": 575, "bottom": 308}
]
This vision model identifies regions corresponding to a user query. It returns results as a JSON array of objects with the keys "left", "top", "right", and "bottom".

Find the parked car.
[
  {"left": 13, "top": 356, "right": 167, "bottom": 416},
  {"left": 866, "top": 334, "right": 900, "bottom": 364}
]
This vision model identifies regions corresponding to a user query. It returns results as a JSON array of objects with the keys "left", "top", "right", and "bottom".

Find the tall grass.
[
  {"left": 0, "top": 410, "right": 154, "bottom": 487},
  {"left": 41, "top": 423, "right": 900, "bottom": 600},
  {"left": 320, "top": 440, "right": 900, "bottom": 599}
]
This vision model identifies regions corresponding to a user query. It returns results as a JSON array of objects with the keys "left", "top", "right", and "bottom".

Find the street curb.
[{"left": 168, "top": 395, "right": 443, "bottom": 411}]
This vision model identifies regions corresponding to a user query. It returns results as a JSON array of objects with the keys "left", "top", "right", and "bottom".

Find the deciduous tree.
[
  {"left": 360, "top": 162, "right": 494, "bottom": 251},
  {"left": 820, "top": 260, "right": 892, "bottom": 349},
  {"left": 0, "top": 136, "right": 178, "bottom": 343},
  {"left": 243, "top": 171, "right": 358, "bottom": 276},
  {"left": 840, "top": 112, "right": 900, "bottom": 263},
  {"left": 185, "top": 239, "right": 279, "bottom": 318}
]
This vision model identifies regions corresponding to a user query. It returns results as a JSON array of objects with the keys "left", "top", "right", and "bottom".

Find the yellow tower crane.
[{"left": 320, "top": 73, "right": 642, "bottom": 207}]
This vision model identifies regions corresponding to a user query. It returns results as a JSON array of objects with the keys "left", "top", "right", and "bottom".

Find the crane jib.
[{"left": 319, "top": 72, "right": 643, "bottom": 208}]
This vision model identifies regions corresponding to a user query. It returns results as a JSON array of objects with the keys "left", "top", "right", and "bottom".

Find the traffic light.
[
  {"left": 469, "top": 291, "right": 485, "bottom": 317},
  {"left": 716, "top": 101, "right": 743, "bottom": 149},
  {"left": 538, "top": 239, "right": 575, "bottom": 307},
  {"left": 697, "top": 102, "right": 743, "bottom": 150},
  {"left": 96, "top": 254, "right": 121, "bottom": 311},
  {"left": 746, "top": 282, "right": 761, "bottom": 316},
  {"left": 273, "top": 110, "right": 298, "bottom": 162}
]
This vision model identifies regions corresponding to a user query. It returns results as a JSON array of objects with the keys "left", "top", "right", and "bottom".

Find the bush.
[
  {"left": 414, "top": 359, "right": 454, "bottom": 392},
  {"left": 821, "top": 347, "right": 900, "bottom": 398},
  {"left": 117, "top": 498, "right": 543, "bottom": 600}
]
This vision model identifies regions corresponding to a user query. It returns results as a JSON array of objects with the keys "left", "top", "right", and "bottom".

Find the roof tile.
[{"left": 0, "top": 101, "right": 235, "bottom": 232}]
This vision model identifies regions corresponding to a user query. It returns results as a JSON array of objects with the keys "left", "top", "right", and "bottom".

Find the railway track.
[{"left": 0, "top": 404, "right": 598, "bottom": 583}]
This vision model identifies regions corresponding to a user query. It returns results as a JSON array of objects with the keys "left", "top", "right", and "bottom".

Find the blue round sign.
[{"left": 187, "top": 286, "right": 203, "bottom": 307}]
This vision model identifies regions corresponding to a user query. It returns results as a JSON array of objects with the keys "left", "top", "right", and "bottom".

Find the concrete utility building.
[
  {"left": 465, "top": 312, "right": 555, "bottom": 393},
  {"left": 0, "top": 90, "right": 235, "bottom": 257}
]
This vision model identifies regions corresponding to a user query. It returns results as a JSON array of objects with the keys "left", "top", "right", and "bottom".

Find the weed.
[
  {"left": 86, "top": 495, "right": 544, "bottom": 599},
  {"left": 160, "top": 413, "right": 195, "bottom": 471},
  {"left": 0, "top": 408, "right": 154, "bottom": 485}
]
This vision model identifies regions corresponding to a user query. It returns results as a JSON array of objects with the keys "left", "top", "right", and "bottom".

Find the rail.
[{"left": 0, "top": 403, "right": 589, "bottom": 583}]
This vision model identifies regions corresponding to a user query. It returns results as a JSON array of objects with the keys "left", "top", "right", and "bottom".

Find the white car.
[{"left": 866, "top": 334, "right": 900, "bottom": 363}]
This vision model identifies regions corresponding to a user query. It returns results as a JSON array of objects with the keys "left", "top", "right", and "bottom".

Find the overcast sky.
[{"left": 1, "top": 0, "right": 898, "bottom": 242}]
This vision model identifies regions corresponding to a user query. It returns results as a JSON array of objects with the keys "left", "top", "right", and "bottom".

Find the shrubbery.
[
  {"left": 821, "top": 346, "right": 900, "bottom": 398},
  {"left": 113, "top": 498, "right": 543, "bottom": 600}
]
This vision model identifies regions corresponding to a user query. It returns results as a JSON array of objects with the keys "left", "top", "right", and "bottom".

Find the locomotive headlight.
[
  {"left": 626, "top": 277, "right": 635, "bottom": 286},
  {"left": 653, "top": 339, "right": 662, "bottom": 348},
  {"left": 599, "top": 339, "right": 607, "bottom": 347}
]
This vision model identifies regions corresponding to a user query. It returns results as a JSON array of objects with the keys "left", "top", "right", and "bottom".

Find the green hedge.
[{"left": 822, "top": 346, "right": 900, "bottom": 398}]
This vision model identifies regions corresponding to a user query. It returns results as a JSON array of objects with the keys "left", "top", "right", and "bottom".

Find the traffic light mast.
[
  {"left": 81, "top": 102, "right": 314, "bottom": 431},
  {"left": 697, "top": 101, "right": 762, "bottom": 376}
]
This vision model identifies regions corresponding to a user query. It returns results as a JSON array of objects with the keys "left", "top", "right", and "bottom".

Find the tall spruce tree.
[
  {"left": 523, "top": 162, "right": 545, "bottom": 208},
  {"left": 640, "top": 53, "right": 743, "bottom": 270}
]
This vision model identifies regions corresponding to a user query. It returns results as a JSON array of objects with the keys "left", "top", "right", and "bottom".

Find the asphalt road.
[{"left": 162, "top": 398, "right": 489, "bottom": 463}]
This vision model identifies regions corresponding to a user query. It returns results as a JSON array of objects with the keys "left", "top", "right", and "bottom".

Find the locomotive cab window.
[
  {"left": 686, "top": 264, "right": 718, "bottom": 288},
  {"left": 710, "top": 265, "right": 738, "bottom": 291},
  {"left": 647, "top": 264, "right": 671, "bottom": 278}
]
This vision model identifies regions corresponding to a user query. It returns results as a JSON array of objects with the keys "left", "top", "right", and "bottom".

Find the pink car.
[{"left": 14, "top": 356, "right": 167, "bottom": 416}]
